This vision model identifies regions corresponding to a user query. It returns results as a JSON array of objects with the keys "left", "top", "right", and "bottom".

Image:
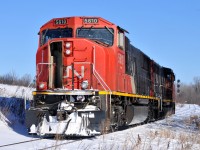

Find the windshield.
[
  {"left": 40, "top": 28, "right": 73, "bottom": 46},
  {"left": 77, "top": 28, "right": 114, "bottom": 46}
]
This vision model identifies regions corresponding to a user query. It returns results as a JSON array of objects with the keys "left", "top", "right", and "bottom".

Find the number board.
[
  {"left": 83, "top": 18, "right": 99, "bottom": 24},
  {"left": 54, "top": 19, "right": 67, "bottom": 25}
]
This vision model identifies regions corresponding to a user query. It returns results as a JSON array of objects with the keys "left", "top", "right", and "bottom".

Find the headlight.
[
  {"left": 38, "top": 82, "right": 46, "bottom": 90},
  {"left": 81, "top": 80, "right": 89, "bottom": 90},
  {"left": 65, "top": 49, "right": 71, "bottom": 55},
  {"left": 76, "top": 95, "right": 85, "bottom": 102},
  {"left": 66, "top": 42, "right": 71, "bottom": 48},
  {"left": 39, "top": 83, "right": 45, "bottom": 89}
]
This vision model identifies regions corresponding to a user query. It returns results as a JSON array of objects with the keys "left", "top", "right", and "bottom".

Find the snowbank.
[
  {"left": 0, "top": 84, "right": 33, "bottom": 100},
  {"left": 0, "top": 84, "right": 200, "bottom": 149},
  {"left": 0, "top": 84, "right": 33, "bottom": 125}
]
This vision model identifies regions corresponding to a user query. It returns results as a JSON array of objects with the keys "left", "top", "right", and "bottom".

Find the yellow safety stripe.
[
  {"left": 32, "top": 91, "right": 72, "bottom": 95},
  {"left": 32, "top": 91, "right": 173, "bottom": 102},
  {"left": 99, "top": 91, "right": 160, "bottom": 100},
  {"left": 163, "top": 99, "right": 174, "bottom": 103}
]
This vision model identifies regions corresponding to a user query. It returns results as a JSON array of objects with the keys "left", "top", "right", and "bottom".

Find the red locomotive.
[{"left": 26, "top": 16, "right": 175, "bottom": 136}]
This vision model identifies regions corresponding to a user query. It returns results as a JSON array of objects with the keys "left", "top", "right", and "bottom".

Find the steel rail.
[
  {"left": 38, "top": 139, "right": 86, "bottom": 150},
  {"left": 0, "top": 138, "right": 42, "bottom": 148}
]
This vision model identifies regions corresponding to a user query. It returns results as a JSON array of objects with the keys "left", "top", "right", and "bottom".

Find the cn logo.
[{"left": 64, "top": 65, "right": 85, "bottom": 79}]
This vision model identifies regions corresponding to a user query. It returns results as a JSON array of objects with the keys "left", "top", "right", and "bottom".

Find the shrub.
[{"left": 0, "top": 71, "right": 34, "bottom": 87}]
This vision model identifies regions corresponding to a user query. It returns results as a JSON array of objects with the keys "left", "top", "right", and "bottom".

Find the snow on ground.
[
  {"left": 0, "top": 84, "right": 34, "bottom": 125},
  {"left": 0, "top": 84, "right": 200, "bottom": 150},
  {"left": 0, "top": 84, "right": 33, "bottom": 100}
]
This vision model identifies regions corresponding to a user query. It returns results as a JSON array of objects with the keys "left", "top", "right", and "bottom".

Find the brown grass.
[{"left": 146, "top": 128, "right": 200, "bottom": 150}]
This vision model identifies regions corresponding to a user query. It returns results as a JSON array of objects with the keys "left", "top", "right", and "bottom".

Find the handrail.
[
  {"left": 92, "top": 46, "right": 111, "bottom": 93},
  {"left": 37, "top": 63, "right": 54, "bottom": 82},
  {"left": 92, "top": 46, "right": 112, "bottom": 111}
]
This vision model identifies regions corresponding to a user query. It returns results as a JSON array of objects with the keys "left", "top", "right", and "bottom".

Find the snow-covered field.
[
  {"left": 0, "top": 84, "right": 33, "bottom": 99},
  {"left": 0, "top": 84, "right": 200, "bottom": 150}
]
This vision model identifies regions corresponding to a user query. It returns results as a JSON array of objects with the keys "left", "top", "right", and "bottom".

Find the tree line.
[
  {"left": 176, "top": 77, "right": 200, "bottom": 105},
  {"left": 0, "top": 71, "right": 34, "bottom": 87}
]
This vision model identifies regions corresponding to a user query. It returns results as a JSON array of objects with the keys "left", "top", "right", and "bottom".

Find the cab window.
[
  {"left": 118, "top": 31, "right": 125, "bottom": 50},
  {"left": 40, "top": 28, "right": 73, "bottom": 46},
  {"left": 77, "top": 28, "right": 114, "bottom": 46}
]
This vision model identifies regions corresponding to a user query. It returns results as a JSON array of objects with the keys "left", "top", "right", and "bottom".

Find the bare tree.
[
  {"left": 0, "top": 71, "right": 33, "bottom": 87},
  {"left": 18, "top": 74, "right": 32, "bottom": 87},
  {"left": 176, "top": 77, "right": 200, "bottom": 105},
  {"left": 193, "top": 77, "right": 200, "bottom": 104},
  {"left": 193, "top": 77, "right": 200, "bottom": 93},
  {"left": 0, "top": 71, "right": 18, "bottom": 85}
]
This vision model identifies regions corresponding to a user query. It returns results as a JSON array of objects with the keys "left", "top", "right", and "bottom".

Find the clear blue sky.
[{"left": 0, "top": 0, "right": 199, "bottom": 84}]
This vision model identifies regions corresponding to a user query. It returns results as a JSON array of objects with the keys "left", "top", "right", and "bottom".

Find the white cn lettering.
[
  {"left": 64, "top": 65, "right": 85, "bottom": 79},
  {"left": 118, "top": 53, "right": 124, "bottom": 65}
]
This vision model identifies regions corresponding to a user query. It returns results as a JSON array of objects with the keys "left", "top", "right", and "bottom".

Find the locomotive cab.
[{"left": 26, "top": 17, "right": 118, "bottom": 136}]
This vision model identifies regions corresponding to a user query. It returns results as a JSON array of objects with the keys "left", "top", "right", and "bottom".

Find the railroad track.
[
  {"left": 0, "top": 138, "right": 42, "bottom": 148},
  {"left": 0, "top": 136, "right": 93, "bottom": 149},
  {"left": 38, "top": 139, "right": 82, "bottom": 150},
  {"left": 37, "top": 136, "right": 95, "bottom": 150}
]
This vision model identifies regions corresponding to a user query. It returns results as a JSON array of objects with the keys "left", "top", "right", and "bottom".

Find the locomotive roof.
[{"left": 40, "top": 16, "right": 116, "bottom": 30}]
